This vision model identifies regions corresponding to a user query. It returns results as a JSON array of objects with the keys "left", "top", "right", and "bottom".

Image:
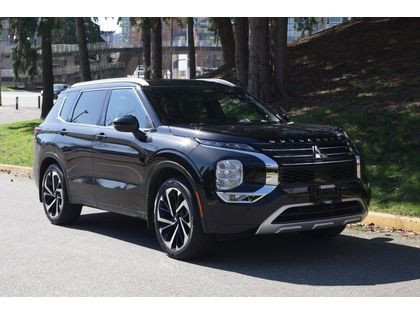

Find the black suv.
[{"left": 33, "top": 78, "right": 371, "bottom": 259}]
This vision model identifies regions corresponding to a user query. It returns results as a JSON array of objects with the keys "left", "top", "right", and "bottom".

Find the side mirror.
[{"left": 112, "top": 115, "right": 147, "bottom": 141}]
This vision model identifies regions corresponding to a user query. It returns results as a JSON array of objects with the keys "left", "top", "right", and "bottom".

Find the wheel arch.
[
  {"left": 145, "top": 152, "right": 205, "bottom": 231},
  {"left": 38, "top": 153, "right": 68, "bottom": 202}
]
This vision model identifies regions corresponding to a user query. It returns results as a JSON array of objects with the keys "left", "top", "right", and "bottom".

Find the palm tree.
[
  {"left": 150, "top": 18, "right": 162, "bottom": 79},
  {"left": 187, "top": 17, "right": 196, "bottom": 79},
  {"left": 233, "top": 17, "right": 248, "bottom": 88},
  {"left": 248, "top": 18, "right": 273, "bottom": 103},
  {"left": 75, "top": 17, "right": 92, "bottom": 81},
  {"left": 40, "top": 18, "right": 54, "bottom": 119}
]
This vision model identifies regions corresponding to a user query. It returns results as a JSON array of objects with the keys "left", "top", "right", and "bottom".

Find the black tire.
[
  {"left": 153, "top": 177, "right": 214, "bottom": 260},
  {"left": 301, "top": 225, "right": 346, "bottom": 239},
  {"left": 41, "top": 164, "right": 82, "bottom": 225}
]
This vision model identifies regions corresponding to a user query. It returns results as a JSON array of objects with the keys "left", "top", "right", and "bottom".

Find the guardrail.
[{"left": 1, "top": 40, "right": 222, "bottom": 56}]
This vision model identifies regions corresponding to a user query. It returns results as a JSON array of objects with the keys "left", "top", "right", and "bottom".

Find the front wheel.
[
  {"left": 153, "top": 177, "right": 213, "bottom": 260},
  {"left": 41, "top": 164, "right": 82, "bottom": 225}
]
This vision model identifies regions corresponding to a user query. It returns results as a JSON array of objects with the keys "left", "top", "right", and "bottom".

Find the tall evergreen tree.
[
  {"left": 187, "top": 17, "right": 196, "bottom": 79},
  {"left": 272, "top": 17, "right": 288, "bottom": 97},
  {"left": 248, "top": 18, "right": 273, "bottom": 103},
  {"left": 75, "top": 17, "right": 92, "bottom": 82},
  {"left": 40, "top": 18, "right": 54, "bottom": 119},
  {"left": 212, "top": 17, "right": 235, "bottom": 65},
  {"left": 233, "top": 17, "right": 248, "bottom": 89},
  {"left": 150, "top": 18, "right": 162, "bottom": 79}
]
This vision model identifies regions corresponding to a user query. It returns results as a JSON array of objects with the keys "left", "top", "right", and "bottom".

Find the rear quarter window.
[{"left": 59, "top": 91, "right": 80, "bottom": 121}]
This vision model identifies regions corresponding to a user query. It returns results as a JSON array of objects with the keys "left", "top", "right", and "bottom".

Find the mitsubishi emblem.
[{"left": 312, "top": 145, "right": 327, "bottom": 159}]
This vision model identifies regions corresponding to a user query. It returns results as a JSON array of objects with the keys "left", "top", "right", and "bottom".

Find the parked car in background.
[
  {"left": 33, "top": 78, "right": 371, "bottom": 260},
  {"left": 40, "top": 83, "right": 69, "bottom": 99}
]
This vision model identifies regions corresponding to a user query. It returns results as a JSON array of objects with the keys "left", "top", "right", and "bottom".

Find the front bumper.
[
  {"left": 200, "top": 179, "right": 371, "bottom": 234},
  {"left": 255, "top": 197, "right": 368, "bottom": 234}
]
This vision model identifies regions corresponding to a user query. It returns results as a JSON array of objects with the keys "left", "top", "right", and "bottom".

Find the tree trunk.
[
  {"left": 187, "top": 17, "right": 196, "bottom": 79},
  {"left": 214, "top": 18, "right": 235, "bottom": 65},
  {"left": 151, "top": 18, "right": 162, "bottom": 79},
  {"left": 75, "top": 17, "right": 92, "bottom": 82},
  {"left": 272, "top": 17, "right": 288, "bottom": 97},
  {"left": 248, "top": 18, "right": 273, "bottom": 103},
  {"left": 40, "top": 18, "right": 54, "bottom": 119},
  {"left": 170, "top": 18, "right": 174, "bottom": 79},
  {"left": 233, "top": 17, "right": 248, "bottom": 89},
  {"left": 142, "top": 23, "right": 151, "bottom": 80}
]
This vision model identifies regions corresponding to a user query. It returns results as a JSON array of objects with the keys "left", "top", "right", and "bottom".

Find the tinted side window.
[
  {"left": 71, "top": 90, "right": 107, "bottom": 125},
  {"left": 105, "top": 89, "right": 149, "bottom": 128},
  {"left": 59, "top": 91, "right": 79, "bottom": 121}
]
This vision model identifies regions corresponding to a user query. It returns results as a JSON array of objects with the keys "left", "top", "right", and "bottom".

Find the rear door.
[
  {"left": 92, "top": 87, "right": 153, "bottom": 215},
  {"left": 56, "top": 89, "right": 108, "bottom": 207}
]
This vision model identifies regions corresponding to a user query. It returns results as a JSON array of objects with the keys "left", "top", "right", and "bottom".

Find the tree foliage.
[
  {"left": 294, "top": 17, "right": 318, "bottom": 36},
  {"left": 51, "top": 18, "right": 103, "bottom": 44},
  {"left": 9, "top": 17, "right": 39, "bottom": 80}
]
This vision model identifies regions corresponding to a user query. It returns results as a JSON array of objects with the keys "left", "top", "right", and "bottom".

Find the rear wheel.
[
  {"left": 153, "top": 177, "right": 213, "bottom": 260},
  {"left": 301, "top": 225, "right": 346, "bottom": 239},
  {"left": 41, "top": 164, "right": 82, "bottom": 225}
]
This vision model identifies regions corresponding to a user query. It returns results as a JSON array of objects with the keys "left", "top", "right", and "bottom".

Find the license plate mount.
[{"left": 311, "top": 184, "right": 341, "bottom": 203}]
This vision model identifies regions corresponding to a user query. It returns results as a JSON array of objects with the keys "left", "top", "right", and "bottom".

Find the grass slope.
[
  {"left": 0, "top": 119, "right": 41, "bottom": 167},
  {"left": 282, "top": 18, "right": 420, "bottom": 216}
]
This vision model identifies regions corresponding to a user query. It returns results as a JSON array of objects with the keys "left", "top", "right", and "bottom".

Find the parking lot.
[{"left": 0, "top": 90, "right": 42, "bottom": 123}]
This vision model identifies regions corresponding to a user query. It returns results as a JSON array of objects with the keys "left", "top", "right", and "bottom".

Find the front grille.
[
  {"left": 272, "top": 201, "right": 363, "bottom": 223},
  {"left": 253, "top": 136, "right": 354, "bottom": 162},
  {"left": 280, "top": 163, "right": 357, "bottom": 184}
]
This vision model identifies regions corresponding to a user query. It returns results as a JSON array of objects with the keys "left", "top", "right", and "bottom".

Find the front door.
[{"left": 92, "top": 88, "right": 153, "bottom": 215}]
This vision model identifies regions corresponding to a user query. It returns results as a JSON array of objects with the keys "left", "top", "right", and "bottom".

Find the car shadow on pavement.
[{"left": 72, "top": 211, "right": 420, "bottom": 287}]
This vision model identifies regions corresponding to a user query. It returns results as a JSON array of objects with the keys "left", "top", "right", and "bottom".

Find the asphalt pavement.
[
  {"left": 0, "top": 172, "right": 419, "bottom": 296},
  {"left": 0, "top": 90, "right": 42, "bottom": 123}
]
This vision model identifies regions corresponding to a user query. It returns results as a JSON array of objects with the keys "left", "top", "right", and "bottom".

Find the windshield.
[{"left": 142, "top": 85, "right": 282, "bottom": 125}]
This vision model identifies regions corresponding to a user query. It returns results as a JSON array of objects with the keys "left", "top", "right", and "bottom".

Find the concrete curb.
[
  {"left": 1, "top": 163, "right": 419, "bottom": 233},
  {"left": 363, "top": 211, "right": 420, "bottom": 233},
  {"left": 0, "top": 163, "right": 32, "bottom": 177}
]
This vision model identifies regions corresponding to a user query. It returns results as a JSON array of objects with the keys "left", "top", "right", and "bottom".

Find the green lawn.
[
  {"left": 0, "top": 115, "right": 419, "bottom": 217},
  {"left": 0, "top": 119, "right": 42, "bottom": 167},
  {"left": 294, "top": 102, "right": 420, "bottom": 217}
]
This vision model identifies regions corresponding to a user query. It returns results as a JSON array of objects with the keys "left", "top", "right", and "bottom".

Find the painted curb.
[
  {"left": 0, "top": 163, "right": 32, "bottom": 176},
  {"left": 0, "top": 163, "right": 419, "bottom": 233},
  {"left": 363, "top": 211, "right": 420, "bottom": 233}
]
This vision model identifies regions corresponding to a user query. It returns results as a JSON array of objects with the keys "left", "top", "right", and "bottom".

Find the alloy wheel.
[
  {"left": 42, "top": 170, "right": 64, "bottom": 219},
  {"left": 156, "top": 187, "right": 192, "bottom": 251}
]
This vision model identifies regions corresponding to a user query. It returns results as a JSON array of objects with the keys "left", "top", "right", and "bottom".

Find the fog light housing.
[
  {"left": 356, "top": 155, "right": 362, "bottom": 179},
  {"left": 216, "top": 159, "right": 243, "bottom": 190}
]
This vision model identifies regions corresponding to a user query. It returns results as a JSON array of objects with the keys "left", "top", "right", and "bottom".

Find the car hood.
[{"left": 168, "top": 122, "right": 346, "bottom": 143}]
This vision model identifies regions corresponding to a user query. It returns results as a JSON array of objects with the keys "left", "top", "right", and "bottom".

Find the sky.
[{"left": 97, "top": 17, "right": 121, "bottom": 33}]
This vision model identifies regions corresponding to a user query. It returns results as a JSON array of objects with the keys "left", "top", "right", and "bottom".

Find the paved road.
[
  {"left": 0, "top": 90, "right": 42, "bottom": 123},
  {"left": 0, "top": 172, "right": 419, "bottom": 296}
]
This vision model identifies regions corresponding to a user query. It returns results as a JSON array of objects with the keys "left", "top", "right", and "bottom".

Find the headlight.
[
  {"left": 196, "top": 139, "right": 256, "bottom": 152},
  {"left": 216, "top": 159, "right": 243, "bottom": 190}
]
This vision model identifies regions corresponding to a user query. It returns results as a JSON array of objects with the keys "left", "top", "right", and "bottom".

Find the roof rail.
[
  {"left": 197, "top": 78, "right": 236, "bottom": 87},
  {"left": 72, "top": 77, "right": 149, "bottom": 88}
]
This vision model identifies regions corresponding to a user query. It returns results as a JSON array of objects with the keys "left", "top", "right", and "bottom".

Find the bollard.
[
  {"left": 38, "top": 95, "right": 41, "bottom": 109},
  {"left": 16, "top": 96, "right": 18, "bottom": 110}
]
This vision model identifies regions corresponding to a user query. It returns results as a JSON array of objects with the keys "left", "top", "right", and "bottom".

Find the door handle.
[
  {"left": 95, "top": 132, "right": 107, "bottom": 140},
  {"left": 59, "top": 128, "right": 68, "bottom": 136}
]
